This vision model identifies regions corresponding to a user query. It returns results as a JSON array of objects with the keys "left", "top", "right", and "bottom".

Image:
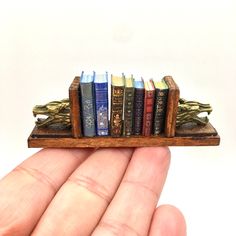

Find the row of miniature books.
[{"left": 70, "top": 72, "right": 179, "bottom": 138}]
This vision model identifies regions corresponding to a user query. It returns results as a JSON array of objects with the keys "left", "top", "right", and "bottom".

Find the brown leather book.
[
  {"left": 110, "top": 75, "right": 125, "bottom": 136},
  {"left": 142, "top": 79, "right": 155, "bottom": 136},
  {"left": 163, "top": 76, "right": 180, "bottom": 137}
]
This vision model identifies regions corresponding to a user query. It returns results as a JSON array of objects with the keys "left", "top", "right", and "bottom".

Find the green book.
[{"left": 123, "top": 74, "right": 135, "bottom": 136}]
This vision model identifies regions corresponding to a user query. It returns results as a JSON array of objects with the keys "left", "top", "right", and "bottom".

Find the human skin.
[{"left": 0, "top": 147, "right": 186, "bottom": 236}]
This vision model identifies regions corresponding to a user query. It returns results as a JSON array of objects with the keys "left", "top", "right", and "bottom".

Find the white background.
[{"left": 0, "top": 0, "right": 235, "bottom": 235}]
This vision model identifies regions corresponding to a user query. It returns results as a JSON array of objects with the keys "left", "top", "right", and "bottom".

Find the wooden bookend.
[
  {"left": 69, "top": 76, "right": 82, "bottom": 137},
  {"left": 163, "top": 76, "right": 180, "bottom": 137}
]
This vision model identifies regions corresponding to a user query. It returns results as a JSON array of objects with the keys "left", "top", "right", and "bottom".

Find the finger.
[
  {"left": 32, "top": 148, "right": 134, "bottom": 236},
  {"left": 149, "top": 205, "right": 186, "bottom": 236},
  {"left": 0, "top": 148, "right": 92, "bottom": 236},
  {"left": 92, "top": 147, "right": 170, "bottom": 236}
]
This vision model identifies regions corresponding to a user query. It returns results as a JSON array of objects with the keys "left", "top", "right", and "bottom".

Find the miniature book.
[
  {"left": 142, "top": 79, "right": 155, "bottom": 136},
  {"left": 153, "top": 79, "right": 169, "bottom": 135},
  {"left": 133, "top": 79, "right": 145, "bottom": 135},
  {"left": 80, "top": 72, "right": 96, "bottom": 137},
  {"left": 94, "top": 73, "right": 109, "bottom": 136},
  {"left": 123, "top": 75, "right": 135, "bottom": 136},
  {"left": 110, "top": 75, "right": 125, "bottom": 137}
]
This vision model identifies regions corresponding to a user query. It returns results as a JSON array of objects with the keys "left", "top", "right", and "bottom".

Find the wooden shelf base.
[{"left": 28, "top": 123, "right": 220, "bottom": 148}]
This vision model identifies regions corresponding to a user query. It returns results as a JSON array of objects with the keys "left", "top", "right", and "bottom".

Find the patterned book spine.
[
  {"left": 133, "top": 88, "right": 144, "bottom": 135},
  {"left": 142, "top": 86, "right": 155, "bottom": 136},
  {"left": 153, "top": 89, "right": 168, "bottom": 135},
  {"left": 110, "top": 85, "right": 124, "bottom": 136},
  {"left": 123, "top": 86, "right": 135, "bottom": 136},
  {"left": 94, "top": 82, "right": 109, "bottom": 136},
  {"left": 80, "top": 82, "right": 96, "bottom": 137}
]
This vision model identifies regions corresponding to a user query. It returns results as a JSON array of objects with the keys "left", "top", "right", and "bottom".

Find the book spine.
[
  {"left": 133, "top": 88, "right": 144, "bottom": 135},
  {"left": 80, "top": 82, "right": 96, "bottom": 137},
  {"left": 142, "top": 90, "right": 155, "bottom": 136},
  {"left": 153, "top": 89, "right": 168, "bottom": 135},
  {"left": 110, "top": 85, "right": 124, "bottom": 136},
  {"left": 123, "top": 87, "right": 135, "bottom": 136},
  {"left": 94, "top": 82, "right": 109, "bottom": 136}
]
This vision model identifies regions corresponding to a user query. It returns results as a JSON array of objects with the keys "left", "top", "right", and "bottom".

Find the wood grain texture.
[
  {"left": 163, "top": 76, "right": 180, "bottom": 138},
  {"left": 28, "top": 135, "right": 220, "bottom": 148},
  {"left": 176, "top": 122, "right": 217, "bottom": 137},
  {"left": 30, "top": 126, "right": 71, "bottom": 138},
  {"left": 69, "top": 76, "right": 82, "bottom": 137},
  {"left": 28, "top": 123, "right": 220, "bottom": 148}
]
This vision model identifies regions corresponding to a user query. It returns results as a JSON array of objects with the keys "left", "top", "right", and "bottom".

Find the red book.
[{"left": 142, "top": 79, "right": 155, "bottom": 136}]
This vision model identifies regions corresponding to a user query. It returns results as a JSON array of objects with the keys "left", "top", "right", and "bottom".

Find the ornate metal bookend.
[
  {"left": 33, "top": 99, "right": 71, "bottom": 128},
  {"left": 33, "top": 97, "right": 213, "bottom": 129},
  {"left": 176, "top": 98, "right": 212, "bottom": 127}
]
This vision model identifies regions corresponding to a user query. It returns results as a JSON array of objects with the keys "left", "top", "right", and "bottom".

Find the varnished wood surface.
[
  {"left": 28, "top": 123, "right": 220, "bottom": 148},
  {"left": 31, "top": 126, "right": 72, "bottom": 138},
  {"left": 69, "top": 76, "right": 82, "bottom": 137},
  {"left": 163, "top": 76, "right": 180, "bottom": 138},
  {"left": 28, "top": 135, "right": 220, "bottom": 148},
  {"left": 175, "top": 122, "right": 217, "bottom": 137}
]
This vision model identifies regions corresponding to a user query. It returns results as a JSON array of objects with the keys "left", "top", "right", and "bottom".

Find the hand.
[{"left": 0, "top": 147, "right": 186, "bottom": 236}]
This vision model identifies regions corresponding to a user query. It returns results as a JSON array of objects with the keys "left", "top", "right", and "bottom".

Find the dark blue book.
[
  {"left": 80, "top": 72, "right": 96, "bottom": 137},
  {"left": 153, "top": 79, "right": 169, "bottom": 135},
  {"left": 94, "top": 73, "right": 109, "bottom": 136},
  {"left": 133, "top": 79, "right": 144, "bottom": 135}
]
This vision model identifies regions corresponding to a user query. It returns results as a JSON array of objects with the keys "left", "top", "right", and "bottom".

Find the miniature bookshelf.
[{"left": 28, "top": 76, "right": 220, "bottom": 148}]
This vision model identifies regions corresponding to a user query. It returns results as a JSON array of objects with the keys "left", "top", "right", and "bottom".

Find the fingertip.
[
  {"left": 149, "top": 204, "right": 186, "bottom": 236},
  {"left": 37, "top": 147, "right": 94, "bottom": 157},
  {"left": 95, "top": 147, "right": 134, "bottom": 160},
  {"left": 132, "top": 146, "right": 171, "bottom": 167}
]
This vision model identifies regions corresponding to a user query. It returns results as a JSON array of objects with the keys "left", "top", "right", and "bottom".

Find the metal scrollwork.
[
  {"left": 33, "top": 99, "right": 71, "bottom": 128},
  {"left": 176, "top": 98, "right": 212, "bottom": 127}
]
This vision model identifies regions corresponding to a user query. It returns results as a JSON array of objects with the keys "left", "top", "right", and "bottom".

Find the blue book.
[
  {"left": 80, "top": 71, "right": 96, "bottom": 137},
  {"left": 133, "top": 78, "right": 145, "bottom": 135},
  {"left": 94, "top": 73, "right": 109, "bottom": 136}
]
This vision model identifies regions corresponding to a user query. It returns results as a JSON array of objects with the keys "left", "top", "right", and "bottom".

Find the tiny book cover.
[
  {"left": 153, "top": 79, "right": 169, "bottom": 135},
  {"left": 80, "top": 71, "right": 96, "bottom": 137},
  {"left": 94, "top": 72, "right": 109, "bottom": 136},
  {"left": 110, "top": 74, "right": 125, "bottom": 136},
  {"left": 133, "top": 78, "right": 144, "bottom": 135},
  {"left": 123, "top": 74, "right": 135, "bottom": 136},
  {"left": 142, "top": 79, "right": 155, "bottom": 136}
]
